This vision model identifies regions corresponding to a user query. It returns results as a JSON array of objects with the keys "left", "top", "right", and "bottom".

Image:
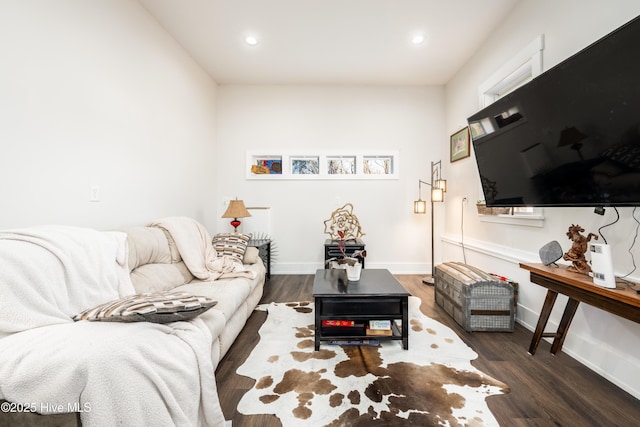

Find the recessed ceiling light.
[
  {"left": 245, "top": 36, "right": 258, "bottom": 46},
  {"left": 412, "top": 34, "right": 425, "bottom": 45}
]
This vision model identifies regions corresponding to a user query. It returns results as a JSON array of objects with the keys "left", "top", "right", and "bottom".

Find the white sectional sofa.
[{"left": 0, "top": 218, "right": 265, "bottom": 426}]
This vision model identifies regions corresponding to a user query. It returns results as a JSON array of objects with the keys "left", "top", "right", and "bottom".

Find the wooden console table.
[{"left": 520, "top": 262, "right": 640, "bottom": 355}]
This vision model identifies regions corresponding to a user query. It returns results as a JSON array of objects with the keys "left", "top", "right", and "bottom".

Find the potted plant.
[
  {"left": 325, "top": 230, "right": 367, "bottom": 281},
  {"left": 476, "top": 200, "right": 491, "bottom": 215},
  {"left": 476, "top": 200, "right": 512, "bottom": 215}
]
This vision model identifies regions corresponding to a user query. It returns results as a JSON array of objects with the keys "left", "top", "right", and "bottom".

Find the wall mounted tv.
[{"left": 468, "top": 15, "right": 640, "bottom": 207}]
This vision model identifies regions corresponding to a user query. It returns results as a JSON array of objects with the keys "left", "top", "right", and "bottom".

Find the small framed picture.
[
  {"left": 291, "top": 156, "right": 319, "bottom": 175},
  {"left": 363, "top": 155, "right": 394, "bottom": 175},
  {"left": 327, "top": 156, "right": 356, "bottom": 175},
  {"left": 450, "top": 127, "right": 470, "bottom": 163},
  {"left": 251, "top": 156, "right": 283, "bottom": 174}
]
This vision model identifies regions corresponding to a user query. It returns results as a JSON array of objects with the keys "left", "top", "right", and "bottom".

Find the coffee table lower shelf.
[
  {"left": 316, "top": 318, "right": 406, "bottom": 349},
  {"left": 314, "top": 297, "right": 409, "bottom": 350}
]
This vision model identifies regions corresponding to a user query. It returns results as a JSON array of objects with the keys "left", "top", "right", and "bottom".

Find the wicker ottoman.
[{"left": 434, "top": 262, "right": 516, "bottom": 332}]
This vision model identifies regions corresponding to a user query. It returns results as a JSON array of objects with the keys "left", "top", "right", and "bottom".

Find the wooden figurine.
[{"left": 562, "top": 224, "right": 598, "bottom": 274}]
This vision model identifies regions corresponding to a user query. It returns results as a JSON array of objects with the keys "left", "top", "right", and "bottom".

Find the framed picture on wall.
[
  {"left": 450, "top": 127, "right": 470, "bottom": 163},
  {"left": 291, "top": 156, "right": 320, "bottom": 175},
  {"left": 327, "top": 156, "right": 356, "bottom": 175},
  {"left": 363, "top": 155, "right": 394, "bottom": 175}
]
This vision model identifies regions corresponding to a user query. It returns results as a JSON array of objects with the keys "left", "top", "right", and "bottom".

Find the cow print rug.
[{"left": 236, "top": 296, "right": 509, "bottom": 426}]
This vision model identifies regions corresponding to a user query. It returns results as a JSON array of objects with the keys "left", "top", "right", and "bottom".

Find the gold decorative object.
[
  {"left": 251, "top": 164, "right": 270, "bottom": 174},
  {"left": 323, "top": 203, "right": 365, "bottom": 241},
  {"left": 562, "top": 224, "right": 598, "bottom": 274}
]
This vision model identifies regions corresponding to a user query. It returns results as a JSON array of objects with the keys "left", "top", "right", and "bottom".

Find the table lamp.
[{"left": 222, "top": 199, "right": 251, "bottom": 232}]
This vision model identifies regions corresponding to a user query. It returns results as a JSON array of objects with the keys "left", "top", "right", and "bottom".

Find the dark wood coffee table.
[{"left": 313, "top": 268, "right": 410, "bottom": 350}]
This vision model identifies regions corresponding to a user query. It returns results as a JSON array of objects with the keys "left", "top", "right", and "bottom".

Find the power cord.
[
  {"left": 597, "top": 206, "right": 620, "bottom": 244},
  {"left": 620, "top": 206, "right": 639, "bottom": 279}
]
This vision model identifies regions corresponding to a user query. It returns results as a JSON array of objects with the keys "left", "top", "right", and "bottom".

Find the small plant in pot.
[{"left": 325, "top": 231, "right": 367, "bottom": 280}]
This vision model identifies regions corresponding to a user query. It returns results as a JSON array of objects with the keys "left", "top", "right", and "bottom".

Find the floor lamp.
[{"left": 413, "top": 160, "right": 446, "bottom": 285}]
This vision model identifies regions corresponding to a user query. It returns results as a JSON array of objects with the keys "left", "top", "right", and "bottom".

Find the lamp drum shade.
[{"left": 414, "top": 200, "right": 427, "bottom": 214}]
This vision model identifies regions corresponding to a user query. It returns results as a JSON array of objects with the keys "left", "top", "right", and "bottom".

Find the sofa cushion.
[
  {"left": 212, "top": 233, "right": 251, "bottom": 262},
  {"left": 73, "top": 291, "right": 217, "bottom": 324},
  {"left": 130, "top": 262, "right": 194, "bottom": 293},
  {"left": 243, "top": 246, "right": 260, "bottom": 264},
  {"left": 125, "top": 227, "right": 180, "bottom": 270},
  {"left": 177, "top": 261, "right": 262, "bottom": 310}
]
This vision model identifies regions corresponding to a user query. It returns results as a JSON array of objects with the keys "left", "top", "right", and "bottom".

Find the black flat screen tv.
[{"left": 468, "top": 15, "right": 640, "bottom": 207}]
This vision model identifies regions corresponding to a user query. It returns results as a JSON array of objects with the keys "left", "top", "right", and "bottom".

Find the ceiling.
[{"left": 138, "top": 0, "right": 520, "bottom": 86}]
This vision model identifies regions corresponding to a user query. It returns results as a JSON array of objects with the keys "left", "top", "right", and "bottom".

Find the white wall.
[
  {"left": 215, "top": 85, "right": 445, "bottom": 273},
  {"left": 0, "top": 0, "right": 219, "bottom": 230},
  {"left": 443, "top": 0, "right": 640, "bottom": 398}
]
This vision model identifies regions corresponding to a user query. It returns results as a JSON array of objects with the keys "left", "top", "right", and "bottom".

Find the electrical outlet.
[{"left": 90, "top": 186, "right": 100, "bottom": 202}]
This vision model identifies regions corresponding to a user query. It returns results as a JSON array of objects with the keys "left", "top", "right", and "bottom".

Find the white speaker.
[{"left": 589, "top": 243, "right": 616, "bottom": 288}]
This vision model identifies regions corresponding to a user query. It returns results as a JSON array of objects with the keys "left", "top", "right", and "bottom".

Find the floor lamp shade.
[
  {"left": 414, "top": 199, "right": 427, "bottom": 214},
  {"left": 431, "top": 188, "right": 444, "bottom": 202}
]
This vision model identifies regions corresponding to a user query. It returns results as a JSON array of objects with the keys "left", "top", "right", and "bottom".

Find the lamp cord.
[
  {"left": 620, "top": 206, "right": 639, "bottom": 280},
  {"left": 461, "top": 198, "right": 467, "bottom": 264},
  {"left": 598, "top": 206, "right": 620, "bottom": 244}
]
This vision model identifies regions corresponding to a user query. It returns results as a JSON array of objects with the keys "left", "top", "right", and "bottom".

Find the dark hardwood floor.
[{"left": 216, "top": 274, "right": 640, "bottom": 427}]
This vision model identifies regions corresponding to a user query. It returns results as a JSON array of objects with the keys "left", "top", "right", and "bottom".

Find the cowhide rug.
[{"left": 236, "top": 296, "right": 509, "bottom": 426}]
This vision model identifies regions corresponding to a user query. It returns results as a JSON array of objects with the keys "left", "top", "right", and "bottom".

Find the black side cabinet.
[{"left": 324, "top": 239, "right": 365, "bottom": 268}]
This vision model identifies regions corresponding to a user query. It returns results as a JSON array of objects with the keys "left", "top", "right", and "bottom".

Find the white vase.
[{"left": 345, "top": 262, "right": 362, "bottom": 281}]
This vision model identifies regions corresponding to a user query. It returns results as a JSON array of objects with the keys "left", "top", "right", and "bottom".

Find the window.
[
  {"left": 479, "top": 35, "right": 544, "bottom": 106},
  {"left": 477, "top": 35, "right": 545, "bottom": 226}
]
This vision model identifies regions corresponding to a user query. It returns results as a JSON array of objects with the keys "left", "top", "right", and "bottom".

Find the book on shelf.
[
  {"left": 368, "top": 320, "right": 392, "bottom": 330},
  {"left": 322, "top": 325, "right": 366, "bottom": 336},
  {"left": 321, "top": 319, "right": 357, "bottom": 327},
  {"left": 365, "top": 326, "right": 393, "bottom": 336}
]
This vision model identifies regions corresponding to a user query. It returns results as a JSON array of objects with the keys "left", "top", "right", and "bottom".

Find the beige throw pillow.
[{"left": 212, "top": 233, "right": 251, "bottom": 262}]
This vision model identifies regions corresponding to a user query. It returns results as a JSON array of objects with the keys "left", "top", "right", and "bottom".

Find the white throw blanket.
[
  {"left": 0, "top": 226, "right": 134, "bottom": 337},
  {"left": 0, "top": 226, "right": 224, "bottom": 426},
  {"left": 148, "top": 216, "right": 256, "bottom": 280}
]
